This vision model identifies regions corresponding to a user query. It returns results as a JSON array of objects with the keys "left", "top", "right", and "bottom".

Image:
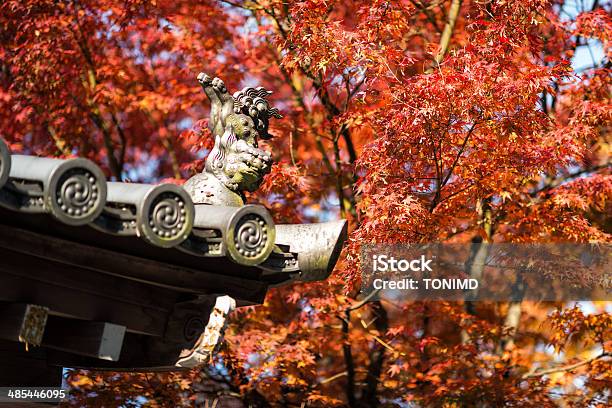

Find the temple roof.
[{"left": 0, "top": 138, "right": 346, "bottom": 374}]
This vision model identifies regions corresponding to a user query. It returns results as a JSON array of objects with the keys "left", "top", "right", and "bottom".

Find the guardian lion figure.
[{"left": 183, "top": 73, "right": 282, "bottom": 206}]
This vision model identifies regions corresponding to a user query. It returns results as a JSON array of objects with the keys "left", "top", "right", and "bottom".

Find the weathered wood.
[
  {"left": 0, "top": 208, "right": 274, "bottom": 370},
  {"left": 47, "top": 332, "right": 189, "bottom": 370},
  {"left": 0, "top": 244, "right": 177, "bottom": 311},
  {"left": 42, "top": 316, "right": 126, "bottom": 361},
  {"left": 0, "top": 303, "right": 48, "bottom": 346},
  {"left": 0, "top": 247, "right": 172, "bottom": 336},
  {"left": 47, "top": 297, "right": 219, "bottom": 370},
  {"left": 0, "top": 206, "right": 266, "bottom": 281},
  {"left": 0, "top": 222, "right": 269, "bottom": 304}
]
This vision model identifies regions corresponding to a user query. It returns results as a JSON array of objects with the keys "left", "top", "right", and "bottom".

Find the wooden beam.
[
  {"left": 46, "top": 295, "right": 228, "bottom": 370},
  {"left": 47, "top": 331, "right": 187, "bottom": 370},
  {"left": 0, "top": 303, "right": 48, "bottom": 346},
  {"left": 0, "top": 223, "right": 268, "bottom": 304},
  {"left": 0, "top": 248, "right": 172, "bottom": 336},
  {"left": 42, "top": 316, "right": 126, "bottom": 361}
]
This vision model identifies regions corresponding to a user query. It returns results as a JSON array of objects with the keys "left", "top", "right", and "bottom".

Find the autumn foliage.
[{"left": 1, "top": 0, "right": 611, "bottom": 406}]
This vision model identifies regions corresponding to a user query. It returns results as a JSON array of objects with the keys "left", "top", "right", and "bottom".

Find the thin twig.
[
  {"left": 289, "top": 131, "right": 297, "bottom": 167},
  {"left": 347, "top": 289, "right": 381, "bottom": 312},
  {"left": 522, "top": 352, "right": 611, "bottom": 379}
]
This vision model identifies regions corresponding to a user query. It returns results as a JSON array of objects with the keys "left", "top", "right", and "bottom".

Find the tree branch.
[
  {"left": 69, "top": 5, "right": 125, "bottom": 179},
  {"left": 346, "top": 289, "right": 380, "bottom": 312},
  {"left": 408, "top": 0, "right": 443, "bottom": 33},
  {"left": 109, "top": 110, "right": 127, "bottom": 171},
  {"left": 333, "top": 136, "right": 347, "bottom": 217},
  {"left": 341, "top": 308, "right": 357, "bottom": 408},
  {"left": 87, "top": 107, "right": 123, "bottom": 179},
  {"left": 523, "top": 352, "right": 611, "bottom": 379},
  {"left": 160, "top": 137, "right": 182, "bottom": 179},
  {"left": 362, "top": 301, "right": 388, "bottom": 407},
  {"left": 337, "top": 290, "right": 381, "bottom": 407},
  {"left": 47, "top": 125, "right": 72, "bottom": 156},
  {"left": 253, "top": 14, "right": 337, "bottom": 178},
  {"left": 434, "top": 0, "right": 463, "bottom": 66},
  {"left": 441, "top": 120, "right": 478, "bottom": 188},
  {"left": 254, "top": 8, "right": 360, "bottom": 217},
  {"left": 529, "top": 162, "right": 611, "bottom": 198}
]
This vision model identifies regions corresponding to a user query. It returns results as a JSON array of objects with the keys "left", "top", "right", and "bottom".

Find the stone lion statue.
[{"left": 184, "top": 73, "right": 282, "bottom": 206}]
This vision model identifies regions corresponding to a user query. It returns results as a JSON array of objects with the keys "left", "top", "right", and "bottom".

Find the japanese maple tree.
[{"left": 1, "top": 0, "right": 610, "bottom": 406}]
